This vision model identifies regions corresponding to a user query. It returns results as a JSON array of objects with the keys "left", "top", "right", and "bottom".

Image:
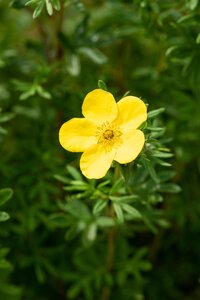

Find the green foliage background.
[{"left": 0, "top": 0, "right": 200, "bottom": 299}]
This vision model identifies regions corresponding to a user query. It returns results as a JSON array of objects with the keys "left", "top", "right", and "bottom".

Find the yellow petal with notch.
[
  {"left": 114, "top": 129, "right": 145, "bottom": 164},
  {"left": 116, "top": 96, "right": 147, "bottom": 131},
  {"left": 80, "top": 144, "right": 116, "bottom": 179},
  {"left": 82, "top": 89, "right": 118, "bottom": 124}
]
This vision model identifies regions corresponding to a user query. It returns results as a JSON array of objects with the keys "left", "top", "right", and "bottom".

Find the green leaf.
[
  {"left": 156, "top": 218, "right": 170, "bottom": 228},
  {"left": 33, "top": 1, "right": 45, "bottom": 19},
  {"left": 147, "top": 126, "right": 164, "bottom": 132},
  {"left": 85, "top": 223, "right": 97, "bottom": 241},
  {"left": 93, "top": 199, "right": 107, "bottom": 215},
  {"left": 196, "top": 33, "right": 200, "bottom": 44},
  {"left": 0, "top": 112, "right": 15, "bottom": 123},
  {"left": 139, "top": 121, "right": 147, "bottom": 130},
  {"left": 54, "top": 174, "right": 69, "bottom": 184},
  {"left": 166, "top": 45, "right": 179, "bottom": 57},
  {"left": 158, "top": 170, "right": 175, "bottom": 182},
  {"left": 78, "top": 47, "right": 107, "bottom": 65},
  {"left": 189, "top": 0, "right": 199, "bottom": 10},
  {"left": 113, "top": 203, "right": 124, "bottom": 223},
  {"left": 0, "top": 248, "right": 10, "bottom": 259},
  {"left": 148, "top": 193, "right": 163, "bottom": 204},
  {"left": 35, "top": 264, "right": 45, "bottom": 283},
  {"left": 36, "top": 85, "right": 52, "bottom": 99},
  {"left": 153, "top": 151, "right": 173, "bottom": 158},
  {"left": 147, "top": 108, "right": 165, "bottom": 119},
  {"left": 155, "top": 158, "right": 172, "bottom": 167},
  {"left": 0, "top": 126, "right": 7, "bottom": 135},
  {"left": 121, "top": 204, "right": 142, "bottom": 219},
  {"left": 63, "top": 180, "right": 88, "bottom": 193},
  {"left": 59, "top": 199, "right": 91, "bottom": 220},
  {"left": 66, "top": 165, "right": 83, "bottom": 181},
  {"left": 157, "top": 183, "right": 181, "bottom": 193},
  {"left": 53, "top": 0, "right": 61, "bottom": 10},
  {"left": 65, "top": 224, "right": 82, "bottom": 240},
  {"left": 67, "top": 54, "right": 80, "bottom": 77},
  {"left": 0, "top": 188, "right": 13, "bottom": 206},
  {"left": 25, "top": 0, "right": 39, "bottom": 6},
  {"left": 19, "top": 88, "right": 35, "bottom": 100},
  {"left": 0, "top": 259, "right": 12, "bottom": 269},
  {"left": 97, "top": 180, "right": 110, "bottom": 189},
  {"left": 96, "top": 217, "right": 114, "bottom": 227},
  {"left": 0, "top": 211, "right": 10, "bottom": 222},
  {"left": 98, "top": 80, "right": 108, "bottom": 91},
  {"left": 122, "top": 90, "right": 131, "bottom": 97},
  {"left": 49, "top": 213, "right": 69, "bottom": 228},
  {"left": 109, "top": 194, "right": 139, "bottom": 203},
  {"left": 63, "top": 184, "right": 88, "bottom": 191},
  {"left": 142, "top": 157, "right": 158, "bottom": 181},
  {"left": 109, "top": 176, "right": 124, "bottom": 194},
  {"left": 45, "top": 0, "right": 53, "bottom": 15},
  {"left": 177, "top": 13, "right": 200, "bottom": 24}
]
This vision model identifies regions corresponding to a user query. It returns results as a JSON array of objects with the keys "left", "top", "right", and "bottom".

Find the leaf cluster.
[{"left": 0, "top": 0, "right": 200, "bottom": 299}]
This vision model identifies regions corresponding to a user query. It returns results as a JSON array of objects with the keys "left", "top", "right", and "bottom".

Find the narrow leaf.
[
  {"left": 45, "top": 0, "right": 53, "bottom": 15},
  {"left": 113, "top": 203, "right": 124, "bottom": 223},
  {"left": 0, "top": 211, "right": 10, "bottom": 222},
  {"left": 98, "top": 80, "right": 108, "bottom": 91},
  {"left": 66, "top": 165, "right": 83, "bottom": 181},
  {"left": 157, "top": 183, "right": 181, "bottom": 193},
  {"left": 189, "top": 0, "right": 199, "bottom": 10},
  {"left": 78, "top": 47, "right": 107, "bottom": 65},
  {"left": 121, "top": 204, "right": 142, "bottom": 219},
  {"left": 93, "top": 199, "right": 107, "bottom": 215},
  {"left": 96, "top": 217, "right": 114, "bottom": 227},
  {"left": 53, "top": 0, "right": 61, "bottom": 10},
  {"left": 25, "top": 0, "right": 39, "bottom": 6},
  {"left": 85, "top": 223, "right": 97, "bottom": 241},
  {"left": 196, "top": 33, "right": 200, "bottom": 44},
  {"left": 0, "top": 113, "right": 15, "bottom": 123},
  {"left": 33, "top": 2, "right": 45, "bottom": 19},
  {"left": 148, "top": 108, "right": 165, "bottom": 119},
  {"left": 0, "top": 188, "right": 13, "bottom": 206}
]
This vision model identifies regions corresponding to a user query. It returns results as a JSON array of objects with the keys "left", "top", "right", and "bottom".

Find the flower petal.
[
  {"left": 115, "top": 96, "right": 147, "bottom": 130},
  {"left": 59, "top": 118, "right": 96, "bottom": 152},
  {"left": 114, "top": 129, "right": 145, "bottom": 164},
  {"left": 80, "top": 144, "right": 115, "bottom": 179},
  {"left": 82, "top": 89, "right": 118, "bottom": 124}
]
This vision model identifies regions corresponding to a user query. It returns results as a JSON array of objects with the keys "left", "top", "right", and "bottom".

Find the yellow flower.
[{"left": 59, "top": 89, "right": 147, "bottom": 179}]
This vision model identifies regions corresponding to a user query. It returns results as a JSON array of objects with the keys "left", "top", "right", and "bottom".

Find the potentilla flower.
[{"left": 59, "top": 89, "right": 147, "bottom": 179}]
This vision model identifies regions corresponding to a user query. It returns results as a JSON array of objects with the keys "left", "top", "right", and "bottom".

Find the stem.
[
  {"left": 34, "top": 2, "right": 65, "bottom": 63},
  {"left": 106, "top": 205, "right": 116, "bottom": 271},
  {"left": 55, "top": 1, "right": 65, "bottom": 61},
  {"left": 101, "top": 204, "right": 116, "bottom": 300},
  {"left": 101, "top": 162, "right": 129, "bottom": 300}
]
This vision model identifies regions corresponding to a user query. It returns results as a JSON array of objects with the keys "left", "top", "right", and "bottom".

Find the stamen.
[{"left": 96, "top": 122, "right": 122, "bottom": 151}]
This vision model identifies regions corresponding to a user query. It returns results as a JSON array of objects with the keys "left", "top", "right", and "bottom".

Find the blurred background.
[{"left": 0, "top": 0, "right": 200, "bottom": 299}]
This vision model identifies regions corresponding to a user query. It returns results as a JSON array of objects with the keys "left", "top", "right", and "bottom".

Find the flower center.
[
  {"left": 103, "top": 129, "right": 114, "bottom": 140},
  {"left": 96, "top": 122, "right": 122, "bottom": 151}
]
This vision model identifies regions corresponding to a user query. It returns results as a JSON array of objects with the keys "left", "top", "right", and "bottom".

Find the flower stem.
[{"left": 101, "top": 203, "right": 116, "bottom": 300}]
